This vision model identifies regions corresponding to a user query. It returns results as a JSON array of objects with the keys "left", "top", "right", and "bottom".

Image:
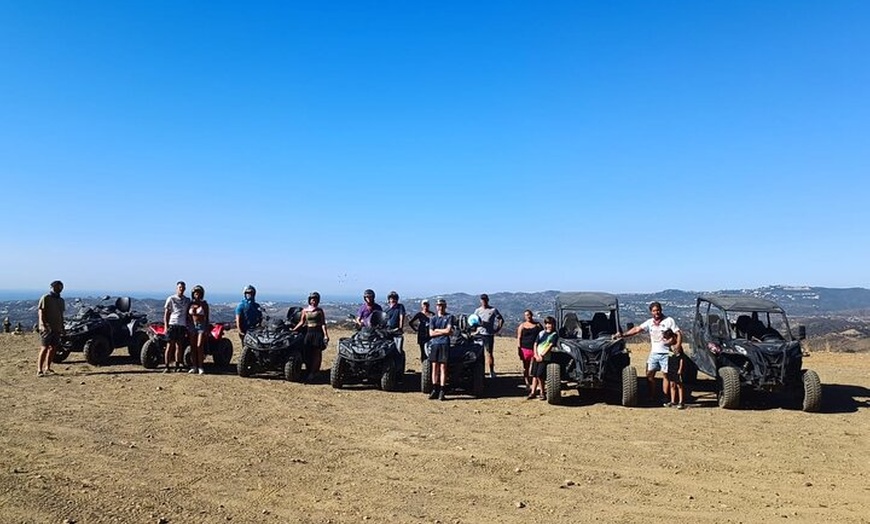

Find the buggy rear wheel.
[
  {"left": 545, "top": 362, "right": 562, "bottom": 405},
  {"left": 128, "top": 331, "right": 148, "bottom": 360},
  {"left": 717, "top": 366, "right": 741, "bottom": 409},
  {"left": 802, "top": 369, "right": 822, "bottom": 412},
  {"left": 214, "top": 338, "right": 233, "bottom": 367},
  {"left": 83, "top": 335, "right": 112, "bottom": 366},
  {"left": 330, "top": 355, "right": 346, "bottom": 389},
  {"left": 140, "top": 338, "right": 162, "bottom": 368},
  {"left": 621, "top": 365, "right": 638, "bottom": 407}
]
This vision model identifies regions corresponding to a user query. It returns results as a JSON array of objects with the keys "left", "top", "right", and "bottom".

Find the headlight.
[{"left": 733, "top": 345, "right": 747, "bottom": 356}]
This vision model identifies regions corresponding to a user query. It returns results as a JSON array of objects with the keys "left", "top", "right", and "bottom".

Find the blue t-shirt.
[
  {"left": 235, "top": 299, "right": 262, "bottom": 332},
  {"left": 384, "top": 303, "right": 406, "bottom": 329},
  {"left": 429, "top": 314, "right": 454, "bottom": 346}
]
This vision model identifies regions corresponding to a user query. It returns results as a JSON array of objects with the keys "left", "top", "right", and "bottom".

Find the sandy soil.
[{"left": 1, "top": 331, "right": 869, "bottom": 524}]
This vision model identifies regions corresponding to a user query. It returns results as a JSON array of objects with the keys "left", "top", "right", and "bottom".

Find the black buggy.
[
  {"left": 237, "top": 307, "right": 307, "bottom": 381},
  {"left": 330, "top": 311, "right": 404, "bottom": 391},
  {"left": 545, "top": 292, "right": 638, "bottom": 406},
  {"left": 59, "top": 296, "right": 149, "bottom": 366},
  {"left": 420, "top": 314, "right": 485, "bottom": 397},
  {"left": 690, "top": 295, "right": 821, "bottom": 412}
]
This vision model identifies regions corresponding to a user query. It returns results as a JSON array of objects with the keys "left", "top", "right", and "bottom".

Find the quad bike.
[
  {"left": 139, "top": 321, "right": 233, "bottom": 370},
  {"left": 420, "top": 314, "right": 485, "bottom": 397},
  {"left": 237, "top": 307, "right": 307, "bottom": 381},
  {"left": 330, "top": 311, "right": 404, "bottom": 391},
  {"left": 58, "top": 296, "right": 149, "bottom": 365}
]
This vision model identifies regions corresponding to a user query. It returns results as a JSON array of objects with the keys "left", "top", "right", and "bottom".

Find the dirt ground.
[{"left": 1, "top": 331, "right": 869, "bottom": 524}]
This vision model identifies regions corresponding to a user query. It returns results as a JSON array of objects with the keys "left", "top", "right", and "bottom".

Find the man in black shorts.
[
  {"left": 163, "top": 281, "right": 191, "bottom": 372},
  {"left": 36, "top": 280, "right": 65, "bottom": 376},
  {"left": 427, "top": 298, "right": 454, "bottom": 401}
]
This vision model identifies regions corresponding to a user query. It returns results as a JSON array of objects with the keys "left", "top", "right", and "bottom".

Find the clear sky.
[{"left": 2, "top": 1, "right": 868, "bottom": 300}]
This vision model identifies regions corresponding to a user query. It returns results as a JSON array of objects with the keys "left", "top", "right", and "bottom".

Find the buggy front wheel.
[
  {"left": 621, "top": 365, "right": 638, "bottom": 407},
  {"left": 801, "top": 369, "right": 822, "bottom": 412},
  {"left": 545, "top": 362, "right": 562, "bottom": 405}
]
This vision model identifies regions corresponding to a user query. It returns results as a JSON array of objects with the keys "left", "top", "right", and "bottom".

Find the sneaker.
[
  {"left": 663, "top": 402, "right": 674, "bottom": 408},
  {"left": 428, "top": 388, "right": 439, "bottom": 400},
  {"left": 438, "top": 390, "right": 446, "bottom": 401},
  {"left": 489, "top": 371, "right": 497, "bottom": 379},
  {"left": 188, "top": 368, "right": 197, "bottom": 374},
  {"left": 197, "top": 368, "right": 204, "bottom": 375},
  {"left": 36, "top": 370, "right": 44, "bottom": 377},
  {"left": 677, "top": 404, "right": 686, "bottom": 410},
  {"left": 163, "top": 367, "right": 171, "bottom": 374}
]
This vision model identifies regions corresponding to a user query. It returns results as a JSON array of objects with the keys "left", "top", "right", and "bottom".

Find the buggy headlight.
[{"left": 733, "top": 345, "right": 747, "bottom": 356}]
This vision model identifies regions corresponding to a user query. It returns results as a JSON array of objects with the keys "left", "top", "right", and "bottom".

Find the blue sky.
[{"left": 2, "top": 1, "right": 868, "bottom": 300}]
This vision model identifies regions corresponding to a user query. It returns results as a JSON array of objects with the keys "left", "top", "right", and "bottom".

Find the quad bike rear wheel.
[
  {"left": 128, "top": 331, "right": 149, "bottom": 360},
  {"left": 621, "top": 365, "right": 638, "bottom": 407},
  {"left": 237, "top": 346, "right": 254, "bottom": 377},
  {"left": 717, "top": 366, "right": 741, "bottom": 409},
  {"left": 52, "top": 346, "right": 71, "bottom": 363},
  {"left": 140, "top": 338, "right": 162, "bottom": 369},
  {"left": 802, "top": 369, "right": 822, "bottom": 412},
  {"left": 83, "top": 335, "right": 112, "bottom": 366},
  {"left": 330, "top": 355, "right": 346, "bottom": 388},
  {"left": 285, "top": 355, "right": 303, "bottom": 382},
  {"left": 471, "top": 358, "right": 485, "bottom": 397},
  {"left": 545, "top": 362, "right": 562, "bottom": 405},
  {"left": 214, "top": 338, "right": 233, "bottom": 367}
]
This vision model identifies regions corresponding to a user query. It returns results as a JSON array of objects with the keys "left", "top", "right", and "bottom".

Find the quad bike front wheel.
[
  {"left": 621, "top": 365, "right": 638, "bottom": 407},
  {"left": 285, "top": 355, "right": 303, "bottom": 382},
  {"left": 380, "top": 359, "right": 398, "bottom": 392},
  {"left": 802, "top": 369, "right": 822, "bottom": 412},
  {"left": 717, "top": 366, "right": 741, "bottom": 409},
  {"left": 140, "top": 338, "right": 162, "bottom": 368},
  {"left": 237, "top": 346, "right": 255, "bottom": 377},
  {"left": 330, "top": 355, "right": 346, "bottom": 388},
  {"left": 545, "top": 362, "right": 562, "bottom": 405},
  {"left": 83, "top": 335, "right": 112, "bottom": 366}
]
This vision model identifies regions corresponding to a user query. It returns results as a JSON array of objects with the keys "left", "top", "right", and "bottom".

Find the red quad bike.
[{"left": 139, "top": 322, "right": 234, "bottom": 370}]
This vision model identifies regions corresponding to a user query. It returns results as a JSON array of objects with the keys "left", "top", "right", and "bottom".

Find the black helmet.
[
  {"left": 370, "top": 310, "right": 387, "bottom": 328},
  {"left": 308, "top": 291, "right": 321, "bottom": 302},
  {"left": 387, "top": 291, "right": 399, "bottom": 300},
  {"left": 363, "top": 289, "right": 375, "bottom": 299},
  {"left": 192, "top": 285, "right": 205, "bottom": 298},
  {"left": 243, "top": 285, "right": 256, "bottom": 296}
]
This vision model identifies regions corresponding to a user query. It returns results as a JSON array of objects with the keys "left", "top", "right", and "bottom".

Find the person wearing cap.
[
  {"left": 356, "top": 289, "right": 383, "bottom": 328},
  {"left": 36, "top": 280, "right": 65, "bottom": 376},
  {"left": 164, "top": 281, "right": 191, "bottom": 373},
  {"left": 408, "top": 299, "right": 435, "bottom": 363},
  {"left": 384, "top": 291, "right": 407, "bottom": 377},
  {"left": 427, "top": 298, "right": 454, "bottom": 401},
  {"left": 474, "top": 293, "right": 504, "bottom": 379},
  {"left": 187, "top": 285, "right": 209, "bottom": 375},
  {"left": 293, "top": 291, "right": 329, "bottom": 381}
]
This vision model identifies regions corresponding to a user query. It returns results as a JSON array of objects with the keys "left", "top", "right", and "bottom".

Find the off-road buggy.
[
  {"left": 545, "top": 292, "right": 637, "bottom": 406},
  {"left": 138, "top": 321, "right": 233, "bottom": 370},
  {"left": 690, "top": 294, "right": 821, "bottom": 412},
  {"left": 59, "top": 296, "right": 149, "bottom": 365},
  {"left": 420, "top": 314, "right": 485, "bottom": 397},
  {"left": 330, "top": 311, "right": 404, "bottom": 391},
  {"left": 237, "top": 307, "right": 307, "bottom": 381}
]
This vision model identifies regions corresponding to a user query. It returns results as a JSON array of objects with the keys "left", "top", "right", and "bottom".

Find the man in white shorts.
[{"left": 615, "top": 301, "right": 681, "bottom": 403}]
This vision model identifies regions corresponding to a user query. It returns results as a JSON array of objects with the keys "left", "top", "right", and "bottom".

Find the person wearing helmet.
[
  {"left": 187, "top": 285, "right": 210, "bottom": 375},
  {"left": 384, "top": 291, "right": 407, "bottom": 379},
  {"left": 474, "top": 293, "right": 504, "bottom": 379},
  {"left": 235, "top": 285, "right": 262, "bottom": 340},
  {"left": 356, "top": 289, "right": 382, "bottom": 328},
  {"left": 163, "top": 281, "right": 191, "bottom": 373},
  {"left": 292, "top": 291, "right": 329, "bottom": 382}
]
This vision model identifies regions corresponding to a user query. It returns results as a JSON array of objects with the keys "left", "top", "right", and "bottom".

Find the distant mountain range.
[{"left": 3, "top": 285, "right": 870, "bottom": 341}]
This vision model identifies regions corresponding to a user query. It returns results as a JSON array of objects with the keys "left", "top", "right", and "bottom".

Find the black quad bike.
[
  {"left": 545, "top": 292, "right": 638, "bottom": 406},
  {"left": 58, "top": 296, "right": 149, "bottom": 366},
  {"left": 330, "top": 311, "right": 404, "bottom": 391},
  {"left": 690, "top": 294, "right": 821, "bottom": 412},
  {"left": 420, "top": 314, "right": 485, "bottom": 397},
  {"left": 237, "top": 308, "right": 307, "bottom": 381},
  {"left": 138, "top": 321, "right": 234, "bottom": 370}
]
